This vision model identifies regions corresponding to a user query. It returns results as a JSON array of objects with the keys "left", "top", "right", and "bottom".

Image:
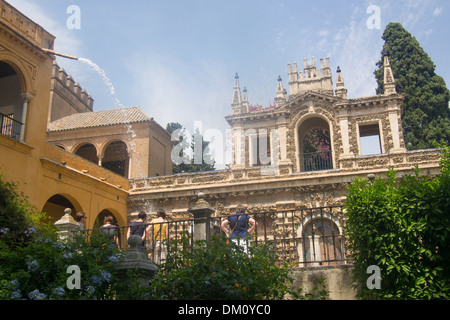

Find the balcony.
[
  {"left": 0, "top": 113, "right": 22, "bottom": 142},
  {"left": 300, "top": 151, "right": 333, "bottom": 172}
]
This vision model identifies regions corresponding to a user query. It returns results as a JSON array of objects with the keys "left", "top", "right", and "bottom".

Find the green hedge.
[{"left": 345, "top": 146, "right": 450, "bottom": 299}]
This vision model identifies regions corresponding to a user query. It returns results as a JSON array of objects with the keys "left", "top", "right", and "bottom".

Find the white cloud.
[
  {"left": 126, "top": 50, "right": 231, "bottom": 135},
  {"left": 318, "top": 29, "right": 330, "bottom": 37},
  {"left": 328, "top": 9, "right": 382, "bottom": 98},
  {"left": 433, "top": 7, "right": 443, "bottom": 16}
]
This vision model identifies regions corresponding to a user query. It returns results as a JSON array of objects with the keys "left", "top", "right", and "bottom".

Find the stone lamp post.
[{"left": 188, "top": 192, "right": 216, "bottom": 243}]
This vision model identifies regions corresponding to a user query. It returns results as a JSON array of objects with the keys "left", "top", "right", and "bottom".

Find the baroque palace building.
[{"left": 0, "top": 0, "right": 443, "bottom": 236}]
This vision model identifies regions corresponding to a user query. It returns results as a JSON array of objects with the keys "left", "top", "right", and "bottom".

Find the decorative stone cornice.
[{"left": 0, "top": 0, "right": 55, "bottom": 53}]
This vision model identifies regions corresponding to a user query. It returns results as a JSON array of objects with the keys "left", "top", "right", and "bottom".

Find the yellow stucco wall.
[{"left": 0, "top": 2, "right": 129, "bottom": 230}]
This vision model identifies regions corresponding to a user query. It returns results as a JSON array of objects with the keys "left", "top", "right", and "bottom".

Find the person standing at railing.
[
  {"left": 148, "top": 209, "right": 168, "bottom": 264},
  {"left": 127, "top": 211, "right": 148, "bottom": 252},
  {"left": 75, "top": 211, "right": 87, "bottom": 231},
  {"left": 220, "top": 204, "right": 256, "bottom": 255},
  {"left": 100, "top": 215, "right": 120, "bottom": 249}
]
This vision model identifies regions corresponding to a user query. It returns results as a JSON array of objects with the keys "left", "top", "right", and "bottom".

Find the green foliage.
[
  {"left": 0, "top": 174, "right": 123, "bottom": 300},
  {"left": 345, "top": 146, "right": 450, "bottom": 299},
  {"left": 131, "top": 233, "right": 328, "bottom": 300},
  {"left": 0, "top": 174, "right": 33, "bottom": 247},
  {"left": 374, "top": 22, "right": 450, "bottom": 150},
  {"left": 1, "top": 174, "right": 328, "bottom": 300},
  {"left": 0, "top": 227, "right": 123, "bottom": 300}
]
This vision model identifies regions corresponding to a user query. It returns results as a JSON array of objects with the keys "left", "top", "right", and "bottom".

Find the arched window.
[
  {"left": 299, "top": 218, "right": 343, "bottom": 267},
  {"left": 75, "top": 143, "right": 99, "bottom": 164},
  {"left": 298, "top": 117, "right": 333, "bottom": 172},
  {"left": 102, "top": 140, "right": 129, "bottom": 178},
  {"left": 0, "top": 61, "right": 24, "bottom": 141}
]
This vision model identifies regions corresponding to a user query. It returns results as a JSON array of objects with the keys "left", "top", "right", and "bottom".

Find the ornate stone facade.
[{"left": 128, "top": 56, "right": 442, "bottom": 225}]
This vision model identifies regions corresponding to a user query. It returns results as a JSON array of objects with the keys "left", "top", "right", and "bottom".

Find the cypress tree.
[{"left": 374, "top": 22, "right": 450, "bottom": 150}]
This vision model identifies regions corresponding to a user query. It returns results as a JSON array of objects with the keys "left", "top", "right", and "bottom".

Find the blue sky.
[{"left": 7, "top": 0, "right": 450, "bottom": 160}]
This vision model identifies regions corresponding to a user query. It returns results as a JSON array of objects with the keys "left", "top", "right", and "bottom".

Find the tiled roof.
[{"left": 47, "top": 106, "right": 152, "bottom": 132}]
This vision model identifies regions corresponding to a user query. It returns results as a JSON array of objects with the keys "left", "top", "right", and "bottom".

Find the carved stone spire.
[
  {"left": 383, "top": 55, "right": 397, "bottom": 95},
  {"left": 275, "top": 75, "right": 287, "bottom": 104},
  {"left": 231, "top": 73, "right": 243, "bottom": 114},
  {"left": 335, "top": 66, "right": 348, "bottom": 99},
  {"left": 242, "top": 87, "right": 249, "bottom": 113}
]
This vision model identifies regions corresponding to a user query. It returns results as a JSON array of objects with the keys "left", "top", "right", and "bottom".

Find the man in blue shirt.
[{"left": 220, "top": 204, "right": 257, "bottom": 255}]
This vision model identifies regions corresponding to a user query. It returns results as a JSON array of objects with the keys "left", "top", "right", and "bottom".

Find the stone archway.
[
  {"left": 75, "top": 142, "right": 99, "bottom": 164},
  {"left": 298, "top": 216, "right": 344, "bottom": 267},
  {"left": 297, "top": 116, "right": 333, "bottom": 172},
  {"left": 0, "top": 61, "right": 25, "bottom": 141},
  {"left": 101, "top": 140, "right": 129, "bottom": 178},
  {"left": 42, "top": 194, "right": 82, "bottom": 225}
]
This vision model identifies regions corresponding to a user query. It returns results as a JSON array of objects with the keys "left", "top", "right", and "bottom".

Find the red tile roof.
[{"left": 47, "top": 106, "right": 152, "bottom": 132}]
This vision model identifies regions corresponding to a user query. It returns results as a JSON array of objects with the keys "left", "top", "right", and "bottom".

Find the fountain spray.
[{"left": 42, "top": 47, "right": 135, "bottom": 155}]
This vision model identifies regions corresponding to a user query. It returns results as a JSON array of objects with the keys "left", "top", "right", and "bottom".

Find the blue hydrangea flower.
[
  {"left": 84, "top": 286, "right": 95, "bottom": 295},
  {"left": 25, "top": 227, "right": 37, "bottom": 235},
  {"left": 89, "top": 275, "right": 102, "bottom": 286},
  {"left": 52, "top": 241, "right": 64, "bottom": 250},
  {"left": 11, "top": 290, "right": 22, "bottom": 299},
  {"left": 53, "top": 287, "right": 65, "bottom": 297},
  {"left": 29, "top": 289, "right": 46, "bottom": 300},
  {"left": 63, "top": 252, "right": 73, "bottom": 259},
  {"left": 0, "top": 227, "right": 9, "bottom": 235},
  {"left": 9, "top": 279, "right": 19, "bottom": 288},
  {"left": 108, "top": 255, "right": 119, "bottom": 262},
  {"left": 99, "top": 270, "right": 112, "bottom": 283},
  {"left": 27, "top": 259, "right": 39, "bottom": 272}
]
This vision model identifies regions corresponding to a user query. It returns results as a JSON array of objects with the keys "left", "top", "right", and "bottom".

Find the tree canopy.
[{"left": 374, "top": 22, "right": 450, "bottom": 150}]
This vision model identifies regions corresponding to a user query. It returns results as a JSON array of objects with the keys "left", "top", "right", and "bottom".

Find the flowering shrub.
[
  {"left": 0, "top": 226, "right": 123, "bottom": 300},
  {"left": 135, "top": 234, "right": 328, "bottom": 300},
  {"left": 1, "top": 174, "right": 328, "bottom": 300},
  {"left": 0, "top": 174, "right": 123, "bottom": 300}
]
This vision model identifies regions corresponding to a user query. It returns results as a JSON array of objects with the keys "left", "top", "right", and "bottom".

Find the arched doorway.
[
  {"left": 94, "top": 209, "right": 121, "bottom": 229},
  {"left": 102, "top": 140, "right": 129, "bottom": 177},
  {"left": 42, "top": 194, "right": 82, "bottom": 225},
  {"left": 0, "top": 61, "right": 24, "bottom": 141},
  {"left": 297, "top": 117, "right": 333, "bottom": 172},
  {"left": 94, "top": 209, "right": 125, "bottom": 249},
  {"left": 75, "top": 143, "right": 99, "bottom": 164}
]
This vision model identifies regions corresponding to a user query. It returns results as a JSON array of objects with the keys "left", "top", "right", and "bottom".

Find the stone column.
[
  {"left": 19, "top": 92, "right": 33, "bottom": 142},
  {"left": 54, "top": 208, "right": 80, "bottom": 242},
  {"left": 116, "top": 235, "right": 158, "bottom": 299},
  {"left": 233, "top": 128, "right": 245, "bottom": 169},
  {"left": 386, "top": 100, "right": 406, "bottom": 153},
  {"left": 339, "top": 116, "right": 353, "bottom": 158},
  {"left": 188, "top": 192, "right": 215, "bottom": 243}
]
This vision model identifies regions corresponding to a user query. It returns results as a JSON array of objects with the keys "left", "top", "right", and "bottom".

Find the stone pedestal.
[
  {"left": 54, "top": 208, "right": 80, "bottom": 241},
  {"left": 116, "top": 235, "right": 158, "bottom": 299},
  {"left": 188, "top": 192, "right": 215, "bottom": 243}
]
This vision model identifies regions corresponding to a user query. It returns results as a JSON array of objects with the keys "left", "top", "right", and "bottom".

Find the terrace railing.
[
  {"left": 84, "top": 206, "right": 349, "bottom": 268},
  {"left": 0, "top": 113, "right": 22, "bottom": 141},
  {"left": 299, "top": 151, "right": 333, "bottom": 172}
]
